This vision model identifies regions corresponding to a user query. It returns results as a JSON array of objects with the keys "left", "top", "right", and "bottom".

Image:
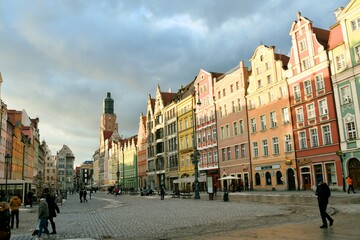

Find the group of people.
[
  {"left": 32, "top": 193, "right": 60, "bottom": 239},
  {"left": 79, "top": 189, "right": 89, "bottom": 203}
]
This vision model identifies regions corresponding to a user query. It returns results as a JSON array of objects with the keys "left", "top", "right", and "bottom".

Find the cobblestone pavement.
[{"left": 9, "top": 191, "right": 360, "bottom": 240}]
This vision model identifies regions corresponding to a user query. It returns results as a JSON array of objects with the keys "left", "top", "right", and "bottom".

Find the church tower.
[{"left": 100, "top": 92, "right": 118, "bottom": 132}]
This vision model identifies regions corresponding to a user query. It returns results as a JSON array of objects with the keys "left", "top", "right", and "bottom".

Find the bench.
[{"left": 180, "top": 191, "right": 193, "bottom": 199}]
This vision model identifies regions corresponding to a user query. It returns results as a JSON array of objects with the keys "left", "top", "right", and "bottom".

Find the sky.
[{"left": 0, "top": 0, "right": 349, "bottom": 166}]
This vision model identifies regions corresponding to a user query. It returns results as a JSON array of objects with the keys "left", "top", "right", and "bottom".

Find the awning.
[
  {"left": 218, "top": 176, "right": 241, "bottom": 180},
  {"left": 173, "top": 175, "right": 206, "bottom": 183}
]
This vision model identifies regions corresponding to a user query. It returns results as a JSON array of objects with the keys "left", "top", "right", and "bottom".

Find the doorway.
[
  {"left": 348, "top": 158, "right": 360, "bottom": 190},
  {"left": 287, "top": 168, "right": 296, "bottom": 190}
]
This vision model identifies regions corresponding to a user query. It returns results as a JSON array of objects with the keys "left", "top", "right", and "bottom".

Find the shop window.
[
  {"left": 265, "top": 172, "right": 272, "bottom": 185},
  {"left": 314, "top": 164, "right": 323, "bottom": 184},
  {"left": 325, "top": 163, "right": 337, "bottom": 186},
  {"left": 276, "top": 171, "right": 283, "bottom": 185},
  {"left": 255, "top": 173, "right": 261, "bottom": 185}
]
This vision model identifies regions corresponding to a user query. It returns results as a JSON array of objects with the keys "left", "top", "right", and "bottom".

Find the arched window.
[
  {"left": 255, "top": 173, "right": 261, "bottom": 185},
  {"left": 276, "top": 171, "right": 283, "bottom": 185},
  {"left": 265, "top": 172, "right": 272, "bottom": 185}
]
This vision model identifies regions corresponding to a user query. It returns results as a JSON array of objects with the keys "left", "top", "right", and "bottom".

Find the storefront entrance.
[{"left": 348, "top": 158, "right": 360, "bottom": 190}]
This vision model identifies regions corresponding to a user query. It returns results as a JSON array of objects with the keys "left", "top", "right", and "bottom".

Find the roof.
[
  {"left": 313, "top": 27, "right": 330, "bottom": 49},
  {"left": 328, "top": 23, "right": 344, "bottom": 50}
]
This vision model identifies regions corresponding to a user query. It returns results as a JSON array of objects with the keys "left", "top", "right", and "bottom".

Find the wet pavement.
[{"left": 8, "top": 190, "right": 360, "bottom": 240}]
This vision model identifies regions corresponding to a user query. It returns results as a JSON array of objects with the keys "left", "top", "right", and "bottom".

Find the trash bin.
[{"left": 223, "top": 191, "right": 229, "bottom": 202}]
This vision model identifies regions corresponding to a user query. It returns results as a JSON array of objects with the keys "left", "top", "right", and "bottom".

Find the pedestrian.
[
  {"left": 83, "top": 189, "right": 88, "bottom": 202},
  {"left": 79, "top": 190, "right": 83, "bottom": 203},
  {"left": 214, "top": 184, "right": 217, "bottom": 196},
  {"left": 114, "top": 187, "right": 119, "bottom": 196},
  {"left": 36, "top": 195, "right": 50, "bottom": 239},
  {"left": 46, "top": 194, "right": 60, "bottom": 234},
  {"left": 0, "top": 202, "right": 11, "bottom": 240},
  {"left": 160, "top": 185, "right": 165, "bottom": 200},
  {"left": 315, "top": 179, "right": 334, "bottom": 228},
  {"left": 346, "top": 176, "right": 356, "bottom": 194},
  {"left": 27, "top": 191, "right": 33, "bottom": 207},
  {"left": 9, "top": 195, "right": 21, "bottom": 229}
]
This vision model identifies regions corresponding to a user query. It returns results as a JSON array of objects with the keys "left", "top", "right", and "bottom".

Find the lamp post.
[
  {"left": 192, "top": 85, "right": 201, "bottom": 200},
  {"left": 5, "top": 154, "right": 11, "bottom": 201}
]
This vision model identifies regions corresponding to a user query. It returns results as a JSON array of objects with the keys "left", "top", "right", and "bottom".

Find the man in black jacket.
[
  {"left": 46, "top": 194, "right": 60, "bottom": 234},
  {"left": 315, "top": 180, "right": 334, "bottom": 228}
]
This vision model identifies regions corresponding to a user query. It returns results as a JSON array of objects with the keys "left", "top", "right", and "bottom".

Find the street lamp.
[
  {"left": 191, "top": 85, "right": 202, "bottom": 200},
  {"left": 5, "top": 154, "right": 11, "bottom": 201}
]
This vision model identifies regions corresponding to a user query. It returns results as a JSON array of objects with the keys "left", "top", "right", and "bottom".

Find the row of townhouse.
[
  {"left": 137, "top": 1, "right": 360, "bottom": 192},
  {"left": 0, "top": 76, "right": 75, "bottom": 200},
  {"left": 93, "top": 0, "right": 359, "bottom": 193}
]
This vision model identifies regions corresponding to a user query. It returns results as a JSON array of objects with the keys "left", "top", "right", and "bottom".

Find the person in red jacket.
[{"left": 346, "top": 176, "right": 356, "bottom": 194}]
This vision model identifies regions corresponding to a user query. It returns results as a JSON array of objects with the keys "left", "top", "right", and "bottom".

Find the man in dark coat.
[
  {"left": 315, "top": 180, "right": 334, "bottom": 228},
  {"left": 46, "top": 194, "right": 60, "bottom": 234}
]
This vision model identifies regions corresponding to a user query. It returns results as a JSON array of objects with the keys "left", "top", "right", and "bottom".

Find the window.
[
  {"left": 239, "top": 120, "right": 244, "bottom": 134},
  {"left": 236, "top": 81, "right": 239, "bottom": 90},
  {"left": 322, "top": 125, "right": 332, "bottom": 145},
  {"left": 265, "top": 62, "right": 270, "bottom": 70},
  {"left": 251, "top": 118, "right": 257, "bottom": 133},
  {"left": 214, "top": 150, "right": 218, "bottom": 162},
  {"left": 270, "top": 111, "right": 277, "bottom": 128},
  {"left": 276, "top": 171, "right": 283, "bottom": 185},
  {"left": 223, "top": 89, "right": 226, "bottom": 97},
  {"left": 262, "top": 139, "right": 269, "bottom": 156},
  {"left": 314, "top": 164, "right": 323, "bottom": 184},
  {"left": 351, "top": 17, "right": 360, "bottom": 31},
  {"left": 319, "top": 99, "right": 328, "bottom": 115},
  {"left": 224, "top": 105, "right": 228, "bottom": 116},
  {"left": 212, "top": 128, "right": 216, "bottom": 140},
  {"left": 340, "top": 85, "right": 352, "bottom": 104},
  {"left": 232, "top": 101, "right": 236, "bottom": 113},
  {"left": 226, "top": 125, "right": 230, "bottom": 138},
  {"left": 267, "top": 75, "right": 272, "bottom": 84},
  {"left": 355, "top": 45, "right": 360, "bottom": 62},
  {"left": 304, "top": 80, "right": 312, "bottom": 95},
  {"left": 218, "top": 91, "right": 221, "bottom": 99},
  {"left": 325, "top": 163, "right": 337, "bottom": 185},
  {"left": 207, "top": 131, "right": 211, "bottom": 141},
  {"left": 260, "top": 115, "right": 267, "bottom": 131},
  {"left": 233, "top": 122, "right": 238, "bottom": 136},
  {"left": 227, "top": 147, "right": 231, "bottom": 160},
  {"left": 268, "top": 91, "right": 274, "bottom": 102},
  {"left": 336, "top": 53, "right": 346, "bottom": 71},
  {"left": 299, "top": 131, "right": 307, "bottom": 149},
  {"left": 307, "top": 103, "right": 315, "bottom": 119},
  {"left": 302, "top": 58, "right": 310, "bottom": 70},
  {"left": 259, "top": 95, "right": 264, "bottom": 106},
  {"left": 299, "top": 39, "right": 307, "bottom": 51},
  {"left": 219, "top": 106, "right": 223, "bottom": 118},
  {"left": 222, "top": 148, "right": 226, "bottom": 161},
  {"left": 249, "top": 99, "right": 255, "bottom": 109},
  {"left": 257, "top": 79, "right": 262, "bottom": 89},
  {"left": 310, "top": 128, "right": 319, "bottom": 147},
  {"left": 273, "top": 137, "right": 279, "bottom": 154},
  {"left": 346, "top": 121, "right": 356, "bottom": 140},
  {"left": 253, "top": 142, "right": 259, "bottom": 157},
  {"left": 294, "top": 85, "right": 301, "bottom": 99},
  {"left": 282, "top": 107, "right": 290, "bottom": 123},
  {"left": 235, "top": 145, "right": 240, "bottom": 159},
  {"left": 237, "top": 98, "right": 242, "bottom": 111},
  {"left": 280, "top": 85, "right": 287, "bottom": 97},
  {"left": 208, "top": 152, "right": 212, "bottom": 163},
  {"left": 203, "top": 153, "right": 207, "bottom": 165},
  {"left": 296, "top": 107, "right": 304, "bottom": 122},
  {"left": 230, "top": 84, "right": 234, "bottom": 93},
  {"left": 285, "top": 134, "right": 292, "bottom": 152},
  {"left": 266, "top": 172, "right": 272, "bottom": 185},
  {"left": 241, "top": 144, "right": 246, "bottom": 158},
  {"left": 220, "top": 126, "right": 224, "bottom": 139},
  {"left": 315, "top": 74, "right": 324, "bottom": 91}
]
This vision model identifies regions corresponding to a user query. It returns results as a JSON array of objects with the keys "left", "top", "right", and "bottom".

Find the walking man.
[
  {"left": 346, "top": 176, "right": 356, "bottom": 194},
  {"left": 160, "top": 185, "right": 165, "bottom": 200},
  {"left": 36, "top": 196, "right": 50, "bottom": 239},
  {"left": 315, "top": 179, "right": 334, "bottom": 228},
  {"left": 9, "top": 195, "right": 21, "bottom": 229},
  {"left": 46, "top": 194, "right": 60, "bottom": 234},
  {"left": 79, "top": 190, "right": 83, "bottom": 203}
]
